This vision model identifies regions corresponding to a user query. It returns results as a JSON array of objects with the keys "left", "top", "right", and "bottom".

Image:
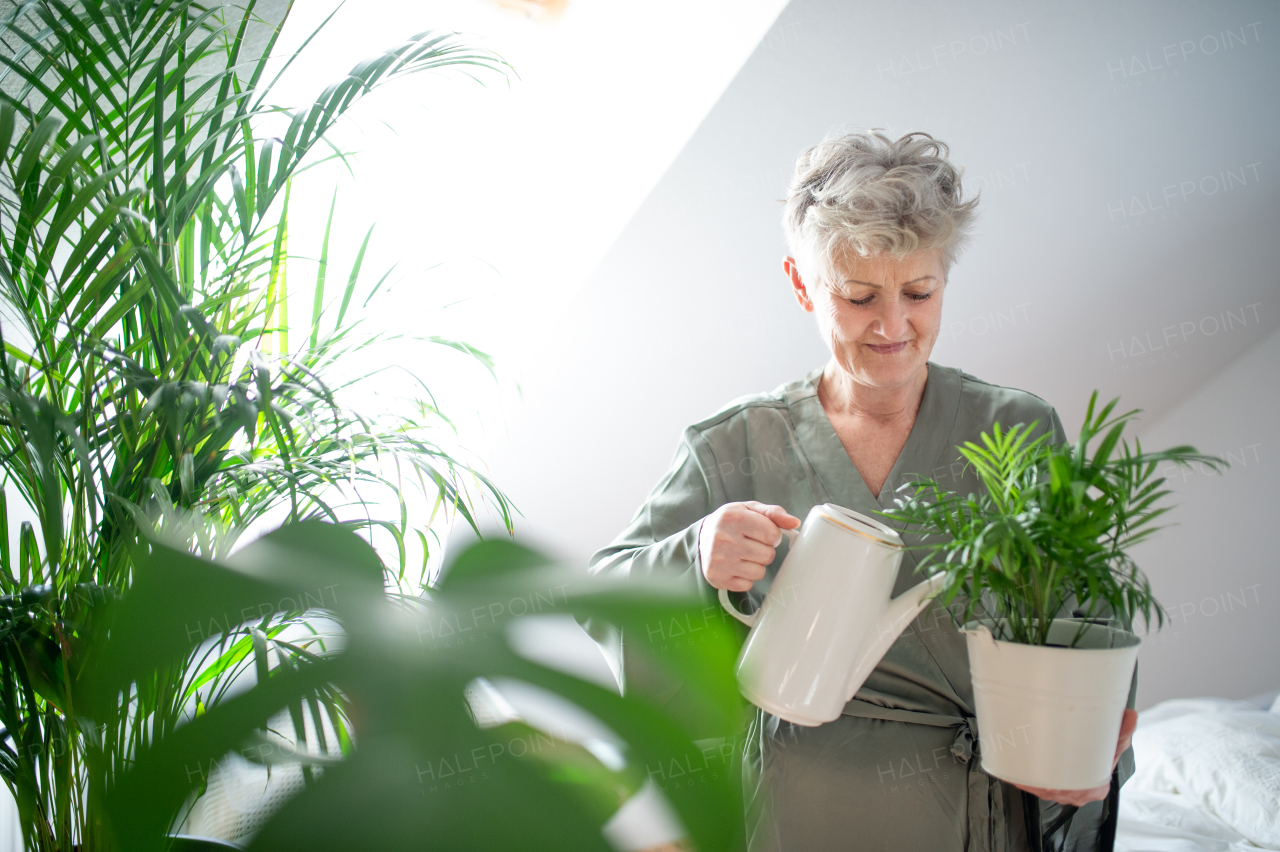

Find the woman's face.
[{"left": 786, "top": 249, "right": 947, "bottom": 391}]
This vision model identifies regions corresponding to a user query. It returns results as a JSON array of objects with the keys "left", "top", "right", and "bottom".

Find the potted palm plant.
[{"left": 881, "top": 393, "right": 1225, "bottom": 790}]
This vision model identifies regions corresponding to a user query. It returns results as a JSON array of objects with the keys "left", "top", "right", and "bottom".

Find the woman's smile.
[{"left": 865, "top": 341, "right": 909, "bottom": 355}]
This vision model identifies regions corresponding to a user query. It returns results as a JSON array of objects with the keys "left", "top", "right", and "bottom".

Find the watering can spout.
[
  {"left": 881, "top": 572, "right": 948, "bottom": 640},
  {"left": 846, "top": 572, "right": 949, "bottom": 701}
]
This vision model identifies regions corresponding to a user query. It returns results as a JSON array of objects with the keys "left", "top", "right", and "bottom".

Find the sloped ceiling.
[{"left": 486, "top": 0, "right": 1280, "bottom": 562}]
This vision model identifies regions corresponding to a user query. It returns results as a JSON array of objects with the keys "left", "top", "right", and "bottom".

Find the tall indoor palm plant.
[{"left": 0, "top": 2, "right": 513, "bottom": 848}]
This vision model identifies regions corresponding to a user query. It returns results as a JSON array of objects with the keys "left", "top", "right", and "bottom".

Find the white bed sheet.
[
  {"left": 1119, "top": 788, "right": 1266, "bottom": 852},
  {"left": 1117, "top": 694, "right": 1280, "bottom": 852}
]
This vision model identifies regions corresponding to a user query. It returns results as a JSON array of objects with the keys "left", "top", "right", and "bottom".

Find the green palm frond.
[{"left": 881, "top": 391, "right": 1227, "bottom": 646}]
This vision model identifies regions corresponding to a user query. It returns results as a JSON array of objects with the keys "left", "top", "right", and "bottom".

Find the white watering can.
[{"left": 718, "top": 503, "right": 947, "bottom": 726}]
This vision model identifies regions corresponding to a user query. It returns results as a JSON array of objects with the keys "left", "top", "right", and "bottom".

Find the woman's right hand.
[{"left": 698, "top": 501, "right": 801, "bottom": 592}]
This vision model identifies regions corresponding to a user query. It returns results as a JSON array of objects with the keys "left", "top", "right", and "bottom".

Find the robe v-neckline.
[{"left": 786, "top": 361, "right": 963, "bottom": 513}]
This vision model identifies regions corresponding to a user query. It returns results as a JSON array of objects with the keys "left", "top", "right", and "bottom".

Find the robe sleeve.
[
  {"left": 587, "top": 426, "right": 724, "bottom": 604},
  {"left": 1049, "top": 407, "right": 1069, "bottom": 446}
]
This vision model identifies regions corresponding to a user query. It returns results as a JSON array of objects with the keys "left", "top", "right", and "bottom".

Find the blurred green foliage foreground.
[{"left": 81, "top": 521, "right": 747, "bottom": 852}]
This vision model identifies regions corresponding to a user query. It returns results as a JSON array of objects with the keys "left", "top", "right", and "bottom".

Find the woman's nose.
[{"left": 874, "top": 297, "right": 910, "bottom": 339}]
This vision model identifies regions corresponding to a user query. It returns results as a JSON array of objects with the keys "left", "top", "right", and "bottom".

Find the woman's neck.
[{"left": 818, "top": 361, "right": 929, "bottom": 424}]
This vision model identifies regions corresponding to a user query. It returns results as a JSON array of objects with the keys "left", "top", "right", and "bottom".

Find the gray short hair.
[{"left": 782, "top": 130, "right": 978, "bottom": 283}]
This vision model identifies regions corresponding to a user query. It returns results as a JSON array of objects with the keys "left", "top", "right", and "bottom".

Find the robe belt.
[{"left": 841, "top": 698, "right": 1016, "bottom": 852}]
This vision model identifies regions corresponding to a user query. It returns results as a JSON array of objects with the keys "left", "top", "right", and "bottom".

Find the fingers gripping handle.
[{"left": 715, "top": 528, "right": 798, "bottom": 628}]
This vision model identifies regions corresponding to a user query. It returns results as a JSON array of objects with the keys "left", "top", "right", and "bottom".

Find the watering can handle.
[
  {"left": 718, "top": 588, "right": 758, "bottom": 627},
  {"left": 716, "top": 528, "right": 799, "bottom": 627}
]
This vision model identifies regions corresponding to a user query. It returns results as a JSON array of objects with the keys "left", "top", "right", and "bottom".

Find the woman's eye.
[{"left": 846, "top": 292, "right": 932, "bottom": 305}]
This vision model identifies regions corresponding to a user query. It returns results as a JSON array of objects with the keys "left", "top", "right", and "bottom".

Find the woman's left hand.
[{"left": 1010, "top": 709, "right": 1138, "bottom": 806}]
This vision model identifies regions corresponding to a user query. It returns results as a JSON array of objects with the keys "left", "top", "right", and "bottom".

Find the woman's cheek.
[
  {"left": 824, "top": 301, "right": 855, "bottom": 338},
  {"left": 825, "top": 307, "right": 855, "bottom": 351},
  {"left": 921, "top": 307, "right": 944, "bottom": 350}
]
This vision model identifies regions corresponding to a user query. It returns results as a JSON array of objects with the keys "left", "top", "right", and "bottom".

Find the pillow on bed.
[{"left": 1131, "top": 710, "right": 1280, "bottom": 848}]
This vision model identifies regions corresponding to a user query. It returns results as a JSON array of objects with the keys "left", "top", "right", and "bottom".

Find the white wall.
[{"left": 1129, "top": 326, "right": 1280, "bottom": 708}]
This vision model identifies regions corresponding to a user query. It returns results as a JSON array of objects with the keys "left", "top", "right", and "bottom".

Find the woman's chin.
[{"left": 846, "top": 353, "right": 925, "bottom": 387}]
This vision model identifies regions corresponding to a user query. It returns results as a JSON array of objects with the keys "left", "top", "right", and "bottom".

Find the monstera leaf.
[{"left": 83, "top": 521, "right": 747, "bottom": 852}]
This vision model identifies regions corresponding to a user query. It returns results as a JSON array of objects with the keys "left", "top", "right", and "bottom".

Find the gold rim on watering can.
[{"left": 817, "top": 509, "right": 905, "bottom": 549}]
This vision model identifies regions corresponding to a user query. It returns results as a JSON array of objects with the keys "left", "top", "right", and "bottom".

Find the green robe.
[{"left": 589, "top": 362, "right": 1136, "bottom": 852}]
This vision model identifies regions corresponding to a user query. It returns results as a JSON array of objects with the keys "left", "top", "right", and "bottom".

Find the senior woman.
[{"left": 589, "top": 131, "right": 1138, "bottom": 851}]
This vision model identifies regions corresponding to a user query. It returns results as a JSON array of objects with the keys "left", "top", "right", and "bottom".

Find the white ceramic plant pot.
[{"left": 962, "top": 618, "right": 1140, "bottom": 790}]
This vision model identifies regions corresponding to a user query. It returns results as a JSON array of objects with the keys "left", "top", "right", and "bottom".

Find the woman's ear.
[{"left": 783, "top": 257, "right": 815, "bottom": 312}]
